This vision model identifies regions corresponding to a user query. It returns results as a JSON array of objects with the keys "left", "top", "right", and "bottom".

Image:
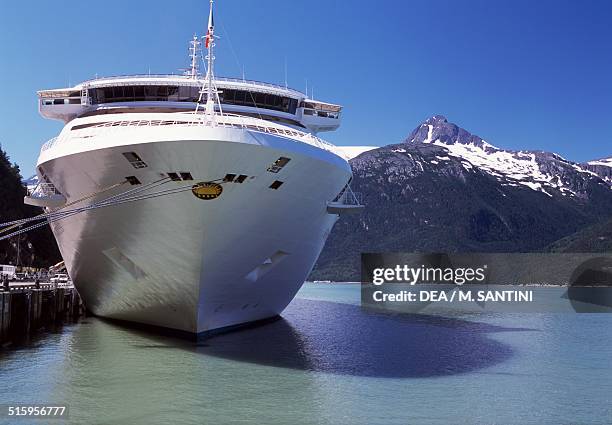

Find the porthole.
[
  {"left": 122, "top": 151, "right": 148, "bottom": 169},
  {"left": 269, "top": 180, "right": 284, "bottom": 190},
  {"left": 267, "top": 157, "right": 291, "bottom": 173},
  {"left": 125, "top": 176, "right": 141, "bottom": 185},
  {"left": 179, "top": 172, "right": 193, "bottom": 181},
  {"left": 167, "top": 172, "right": 181, "bottom": 181}
]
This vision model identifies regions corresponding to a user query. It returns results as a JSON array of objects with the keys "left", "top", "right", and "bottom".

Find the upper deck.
[{"left": 38, "top": 74, "right": 342, "bottom": 134}]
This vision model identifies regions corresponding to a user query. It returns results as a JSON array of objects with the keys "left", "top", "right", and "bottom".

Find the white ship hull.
[{"left": 36, "top": 117, "right": 351, "bottom": 333}]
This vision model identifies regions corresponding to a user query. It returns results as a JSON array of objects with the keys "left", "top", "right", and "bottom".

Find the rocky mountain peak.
[
  {"left": 392, "top": 115, "right": 610, "bottom": 198},
  {"left": 423, "top": 115, "right": 448, "bottom": 125},
  {"left": 405, "top": 115, "right": 491, "bottom": 149}
]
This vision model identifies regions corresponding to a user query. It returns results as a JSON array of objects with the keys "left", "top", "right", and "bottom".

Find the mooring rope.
[
  {"left": 0, "top": 176, "right": 227, "bottom": 242},
  {"left": 0, "top": 177, "right": 170, "bottom": 231},
  {"left": 0, "top": 180, "right": 130, "bottom": 236}
]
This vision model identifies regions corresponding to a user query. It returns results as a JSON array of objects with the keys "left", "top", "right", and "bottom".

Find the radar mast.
[{"left": 195, "top": 0, "right": 222, "bottom": 118}]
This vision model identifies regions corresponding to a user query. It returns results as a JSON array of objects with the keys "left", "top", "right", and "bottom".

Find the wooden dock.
[{"left": 0, "top": 283, "right": 85, "bottom": 344}]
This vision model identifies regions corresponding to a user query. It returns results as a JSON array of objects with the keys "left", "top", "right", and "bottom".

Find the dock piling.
[{"left": 0, "top": 284, "right": 84, "bottom": 344}]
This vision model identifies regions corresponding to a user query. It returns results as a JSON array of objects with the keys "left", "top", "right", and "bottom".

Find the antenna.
[
  {"left": 305, "top": 79, "right": 308, "bottom": 98},
  {"left": 195, "top": 0, "right": 222, "bottom": 118},
  {"left": 187, "top": 33, "right": 201, "bottom": 78},
  {"left": 284, "top": 56, "right": 288, "bottom": 89}
]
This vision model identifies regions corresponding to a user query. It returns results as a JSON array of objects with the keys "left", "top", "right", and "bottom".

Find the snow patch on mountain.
[
  {"left": 22, "top": 174, "right": 39, "bottom": 191},
  {"left": 584, "top": 157, "right": 612, "bottom": 184},
  {"left": 588, "top": 158, "right": 612, "bottom": 167},
  {"left": 431, "top": 141, "right": 567, "bottom": 196},
  {"left": 424, "top": 124, "right": 433, "bottom": 143},
  {"left": 335, "top": 146, "right": 377, "bottom": 160},
  {"left": 571, "top": 163, "right": 599, "bottom": 177}
]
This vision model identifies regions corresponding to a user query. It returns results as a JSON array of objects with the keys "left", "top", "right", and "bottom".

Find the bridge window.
[
  {"left": 133, "top": 86, "right": 145, "bottom": 100},
  {"left": 88, "top": 85, "right": 298, "bottom": 114},
  {"left": 89, "top": 85, "right": 189, "bottom": 104},
  {"left": 299, "top": 101, "right": 341, "bottom": 119},
  {"left": 178, "top": 86, "right": 201, "bottom": 102},
  {"left": 220, "top": 88, "right": 297, "bottom": 114}
]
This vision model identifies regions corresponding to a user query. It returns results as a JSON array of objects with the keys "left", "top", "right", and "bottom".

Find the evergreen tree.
[{"left": 0, "top": 145, "right": 61, "bottom": 267}]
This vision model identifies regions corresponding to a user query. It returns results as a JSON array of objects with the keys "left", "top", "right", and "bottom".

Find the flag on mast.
[{"left": 205, "top": 1, "right": 214, "bottom": 49}]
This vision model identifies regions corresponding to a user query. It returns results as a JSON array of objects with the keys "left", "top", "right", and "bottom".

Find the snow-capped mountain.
[
  {"left": 406, "top": 115, "right": 609, "bottom": 197},
  {"left": 311, "top": 115, "right": 612, "bottom": 281},
  {"left": 22, "top": 174, "right": 39, "bottom": 192}
]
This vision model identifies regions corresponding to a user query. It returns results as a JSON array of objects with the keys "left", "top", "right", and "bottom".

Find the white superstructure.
[{"left": 26, "top": 1, "right": 360, "bottom": 334}]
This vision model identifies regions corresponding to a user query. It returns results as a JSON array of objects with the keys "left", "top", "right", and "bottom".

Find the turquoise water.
[{"left": 1, "top": 283, "right": 611, "bottom": 424}]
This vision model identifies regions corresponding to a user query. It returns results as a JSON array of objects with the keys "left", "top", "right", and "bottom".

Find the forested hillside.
[{"left": 0, "top": 146, "right": 60, "bottom": 268}]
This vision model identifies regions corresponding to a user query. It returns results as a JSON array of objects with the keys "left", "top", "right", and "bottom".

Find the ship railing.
[
  {"left": 326, "top": 184, "right": 364, "bottom": 214},
  {"left": 27, "top": 182, "right": 61, "bottom": 198},
  {"left": 67, "top": 113, "right": 339, "bottom": 154},
  {"left": 201, "top": 112, "right": 338, "bottom": 152},
  {"left": 303, "top": 108, "right": 341, "bottom": 119},
  {"left": 78, "top": 74, "right": 304, "bottom": 95},
  {"left": 335, "top": 185, "right": 363, "bottom": 206},
  {"left": 41, "top": 137, "right": 58, "bottom": 151}
]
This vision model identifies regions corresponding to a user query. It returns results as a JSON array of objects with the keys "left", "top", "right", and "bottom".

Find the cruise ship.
[{"left": 25, "top": 1, "right": 361, "bottom": 334}]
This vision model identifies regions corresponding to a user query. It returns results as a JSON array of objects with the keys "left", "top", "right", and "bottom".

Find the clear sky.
[{"left": 1, "top": 0, "right": 610, "bottom": 177}]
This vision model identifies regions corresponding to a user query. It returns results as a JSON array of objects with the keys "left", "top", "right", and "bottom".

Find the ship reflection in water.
[
  {"left": 189, "top": 298, "right": 522, "bottom": 378},
  {"left": 2, "top": 284, "right": 612, "bottom": 425}
]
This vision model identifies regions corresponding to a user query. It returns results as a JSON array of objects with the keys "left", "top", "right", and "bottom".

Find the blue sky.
[{"left": 1, "top": 0, "right": 611, "bottom": 177}]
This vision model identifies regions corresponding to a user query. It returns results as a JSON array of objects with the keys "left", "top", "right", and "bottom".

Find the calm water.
[{"left": 1, "top": 283, "right": 611, "bottom": 424}]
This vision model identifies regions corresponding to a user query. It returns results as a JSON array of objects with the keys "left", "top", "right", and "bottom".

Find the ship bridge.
[{"left": 38, "top": 75, "right": 342, "bottom": 134}]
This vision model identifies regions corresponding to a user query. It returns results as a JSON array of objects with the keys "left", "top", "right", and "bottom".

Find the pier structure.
[{"left": 0, "top": 280, "right": 84, "bottom": 344}]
